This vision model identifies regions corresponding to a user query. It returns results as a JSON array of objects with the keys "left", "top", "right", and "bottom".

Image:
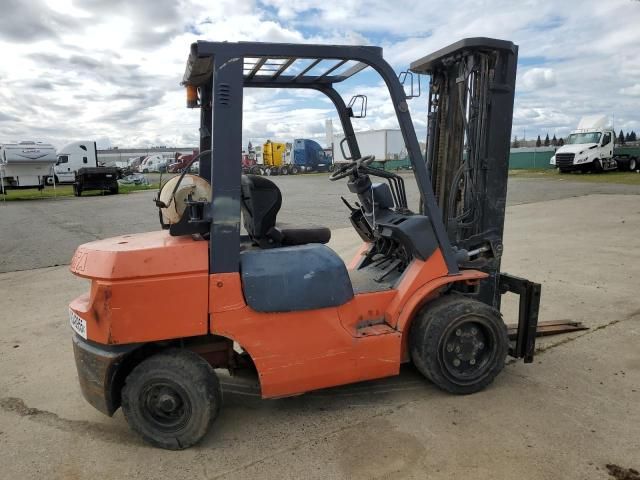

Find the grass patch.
[
  {"left": 0, "top": 183, "right": 159, "bottom": 201},
  {"left": 509, "top": 169, "right": 640, "bottom": 185}
]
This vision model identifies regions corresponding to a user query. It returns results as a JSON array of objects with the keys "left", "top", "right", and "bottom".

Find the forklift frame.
[{"left": 182, "top": 41, "right": 459, "bottom": 275}]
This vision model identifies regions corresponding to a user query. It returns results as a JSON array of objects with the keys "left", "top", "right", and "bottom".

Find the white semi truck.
[
  {"left": 550, "top": 115, "right": 638, "bottom": 172},
  {"left": 48, "top": 141, "right": 100, "bottom": 184},
  {"left": 0, "top": 141, "right": 57, "bottom": 192}
]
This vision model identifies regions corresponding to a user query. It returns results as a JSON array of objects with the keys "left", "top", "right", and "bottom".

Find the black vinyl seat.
[{"left": 240, "top": 174, "right": 331, "bottom": 248}]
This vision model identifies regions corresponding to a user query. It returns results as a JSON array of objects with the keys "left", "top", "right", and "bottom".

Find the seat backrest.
[{"left": 240, "top": 174, "right": 282, "bottom": 243}]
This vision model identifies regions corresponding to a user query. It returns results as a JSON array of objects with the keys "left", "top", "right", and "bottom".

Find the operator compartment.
[{"left": 69, "top": 230, "right": 209, "bottom": 344}]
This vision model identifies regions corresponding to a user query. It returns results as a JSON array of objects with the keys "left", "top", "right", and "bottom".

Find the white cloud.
[
  {"left": 0, "top": 0, "right": 639, "bottom": 147},
  {"left": 520, "top": 68, "right": 557, "bottom": 91},
  {"left": 620, "top": 84, "right": 640, "bottom": 97}
]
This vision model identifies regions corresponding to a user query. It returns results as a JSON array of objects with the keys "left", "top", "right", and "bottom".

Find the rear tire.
[
  {"left": 630, "top": 157, "right": 638, "bottom": 171},
  {"left": 410, "top": 294, "right": 508, "bottom": 395},
  {"left": 73, "top": 184, "right": 82, "bottom": 197},
  {"left": 290, "top": 165, "right": 300, "bottom": 175},
  {"left": 121, "top": 348, "right": 221, "bottom": 450},
  {"left": 250, "top": 165, "right": 263, "bottom": 175},
  {"left": 280, "top": 165, "right": 289, "bottom": 175}
]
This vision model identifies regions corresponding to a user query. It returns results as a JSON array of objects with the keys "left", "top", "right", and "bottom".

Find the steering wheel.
[{"left": 329, "top": 155, "right": 375, "bottom": 181}]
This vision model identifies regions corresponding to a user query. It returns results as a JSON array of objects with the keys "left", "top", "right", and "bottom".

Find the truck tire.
[
  {"left": 630, "top": 157, "right": 638, "bottom": 172},
  {"left": 45, "top": 176, "right": 55, "bottom": 186},
  {"left": 410, "top": 294, "right": 508, "bottom": 395},
  {"left": 592, "top": 159, "right": 603, "bottom": 173},
  {"left": 110, "top": 185, "right": 119, "bottom": 195},
  {"left": 280, "top": 165, "right": 289, "bottom": 175},
  {"left": 73, "top": 184, "right": 82, "bottom": 197},
  {"left": 121, "top": 348, "right": 222, "bottom": 450}
]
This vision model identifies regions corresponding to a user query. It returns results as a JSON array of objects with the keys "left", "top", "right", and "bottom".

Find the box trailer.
[
  {"left": 334, "top": 129, "right": 406, "bottom": 162},
  {"left": 0, "top": 141, "right": 57, "bottom": 192}
]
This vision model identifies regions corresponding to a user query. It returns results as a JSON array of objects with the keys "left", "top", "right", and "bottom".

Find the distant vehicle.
[
  {"left": 0, "top": 141, "right": 57, "bottom": 192},
  {"left": 138, "top": 155, "right": 168, "bottom": 173},
  {"left": 292, "top": 138, "right": 333, "bottom": 173},
  {"left": 334, "top": 129, "right": 406, "bottom": 164},
  {"left": 48, "top": 140, "right": 119, "bottom": 195},
  {"left": 167, "top": 149, "right": 199, "bottom": 173},
  {"left": 550, "top": 115, "right": 638, "bottom": 172},
  {"left": 49, "top": 141, "right": 100, "bottom": 184}
]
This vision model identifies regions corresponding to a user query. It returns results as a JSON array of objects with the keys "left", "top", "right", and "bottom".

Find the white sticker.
[{"left": 69, "top": 309, "right": 87, "bottom": 339}]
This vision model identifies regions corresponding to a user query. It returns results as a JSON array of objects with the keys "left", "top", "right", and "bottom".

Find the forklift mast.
[{"left": 410, "top": 38, "right": 519, "bottom": 309}]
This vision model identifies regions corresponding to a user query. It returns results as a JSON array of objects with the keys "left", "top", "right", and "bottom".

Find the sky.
[{"left": 1, "top": 0, "right": 639, "bottom": 149}]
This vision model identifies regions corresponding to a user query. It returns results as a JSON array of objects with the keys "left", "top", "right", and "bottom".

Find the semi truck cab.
[
  {"left": 50, "top": 141, "right": 99, "bottom": 184},
  {"left": 550, "top": 116, "right": 616, "bottom": 172}
]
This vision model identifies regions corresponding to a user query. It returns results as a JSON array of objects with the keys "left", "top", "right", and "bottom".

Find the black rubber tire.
[
  {"left": 280, "top": 165, "right": 289, "bottom": 175},
  {"left": 121, "top": 348, "right": 221, "bottom": 450},
  {"left": 410, "top": 294, "right": 508, "bottom": 395},
  {"left": 629, "top": 157, "right": 638, "bottom": 172},
  {"left": 592, "top": 159, "right": 603, "bottom": 173},
  {"left": 73, "top": 184, "right": 82, "bottom": 197},
  {"left": 250, "top": 165, "right": 263, "bottom": 175},
  {"left": 291, "top": 165, "right": 300, "bottom": 175}
]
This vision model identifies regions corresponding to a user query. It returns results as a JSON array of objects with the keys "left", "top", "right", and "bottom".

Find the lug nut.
[
  {"left": 456, "top": 329, "right": 462, "bottom": 336},
  {"left": 447, "top": 344, "right": 454, "bottom": 352},
  {"left": 453, "top": 359, "right": 461, "bottom": 367},
  {"left": 470, "top": 359, "right": 476, "bottom": 365}
]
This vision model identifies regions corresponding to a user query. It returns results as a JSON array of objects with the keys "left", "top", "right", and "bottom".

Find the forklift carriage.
[{"left": 69, "top": 38, "right": 540, "bottom": 449}]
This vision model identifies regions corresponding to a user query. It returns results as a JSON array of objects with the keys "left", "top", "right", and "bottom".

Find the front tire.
[
  {"left": 592, "top": 159, "right": 603, "bottom": 173},
  {"left": 410, "top": 295, "right": 508, "bottom": 395},
  {"left": 121, "top": 349, "right": 222, "bottom": 450}
]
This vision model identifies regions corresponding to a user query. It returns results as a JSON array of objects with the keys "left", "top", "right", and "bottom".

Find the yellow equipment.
[{"left": 262, "top": 140, "right": 286, "bottom": 168}]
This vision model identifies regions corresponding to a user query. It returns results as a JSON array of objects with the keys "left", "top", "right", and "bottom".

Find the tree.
[
  {"left": 558, "top": 137, "right": 565, "bottom": 147},
  {"left": 630, "top": 131, "right": 637, "bottom": 142},
  {"left": 625, "top": 132, "right": 631, "bottom": 142},
  {"left": 512, "top": 136, "right": 520, "bottom": 148},
  {"left": 552, "top": 134, "right": 558, "bottom": 146},
  {"left": 536, "top": 135, "right": 542, "bottom": 147},
  {"left": 544, "top": 133, "right": 550, "bottom": 147},
  {"left": 619, "top": 130, "right": 625, "bottom": 145}
]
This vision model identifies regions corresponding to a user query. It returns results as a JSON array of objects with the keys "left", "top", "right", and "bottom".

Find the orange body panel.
[
  {"left": 69, "top": 231, "right": 209, "bottom": 344},
  {"left": 69, "top": 232, "right": 487, "bottom": 398}
]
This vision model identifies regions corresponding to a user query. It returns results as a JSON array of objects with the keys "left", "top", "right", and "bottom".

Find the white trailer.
[
  {"left": 0, "top": 141, "right": 57, "bottom": 192},
  {"left": 334, "top": 129, "right": 406, "bottom": 162},
  {"left": 550, "top": 115, "right": 637, "bottom": 172},
  {"left": 49, "top": 141, "right": 99, "bottom": 184}
]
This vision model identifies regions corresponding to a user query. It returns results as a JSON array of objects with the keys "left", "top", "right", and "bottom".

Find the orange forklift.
[{"left": 69, "top": 38, "right": 540, "bottom": 449}]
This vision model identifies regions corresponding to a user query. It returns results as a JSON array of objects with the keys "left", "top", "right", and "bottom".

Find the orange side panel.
[
  {"left": 69, "top": 230, "right": 209, "bottom": 345},
  {"left": 385, "top": 248, "right": 449, "bottom": 328},
  {"left": 209, "top": 273, "right": 246, "bottom": 313},
  {"left": 70, "top": 273, "right": 209, "bottom": 344},
  {"left": 210, "top": 298, "right": 401, "bottom": 399}
]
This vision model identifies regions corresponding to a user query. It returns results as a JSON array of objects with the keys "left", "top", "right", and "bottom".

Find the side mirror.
[
  {"left": 347, "top": 95, "right": 367, "bottom": 118},
  {"left": 399, "top": 71, "right": 421, "bottom": 99}
]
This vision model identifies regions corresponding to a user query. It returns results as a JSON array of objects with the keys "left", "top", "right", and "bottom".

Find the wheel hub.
[
  {"left": 441, "top": 321, "right": 492, "bottom": 380},
  {"left": 140, "top": 382, "right": 191, "bottom": 432}
]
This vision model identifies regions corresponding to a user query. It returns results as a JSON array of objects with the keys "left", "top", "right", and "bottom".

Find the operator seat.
[{"left": 240, "top": 174, "right": 331, "bottom": 248}]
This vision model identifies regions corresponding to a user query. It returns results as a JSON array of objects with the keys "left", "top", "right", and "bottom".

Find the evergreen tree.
[
  {"left": 551, "top": 134, "right": 558, "bottom": 146},
  {"left": 558, "top": 137, "right": 565, "bottom": 146},
  {"left": 512, "top": 136, "right": 520, "bottom": 148},
  {"left": 619, "top": 130, "right": 625, "bottom": 145},
  {"left": 536, "top": 135, "right": 542, "bottom": 147},
  {"left": 630, "top": 131, "right": 637, "bottom": 142},
  {"left": 544, "top": 133, "right": 550, "bottom": 146},
  {"left": 625, "top": 132, "right": 631, "bottom": 142}
]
